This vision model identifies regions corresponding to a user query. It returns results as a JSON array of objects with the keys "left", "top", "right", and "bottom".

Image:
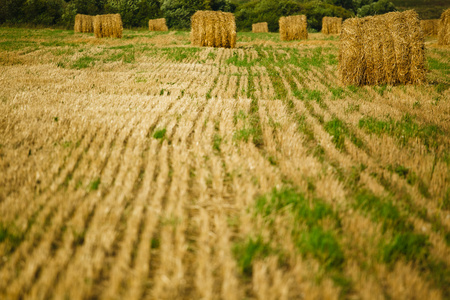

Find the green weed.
[{"left": 153, "top": 128, "right": 166, "bottom": 140}]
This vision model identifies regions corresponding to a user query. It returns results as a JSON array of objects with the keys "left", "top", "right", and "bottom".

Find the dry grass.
[
  {"left": 148, "top": 18, "right": 168, "bottom": 32},
  {"left": 191, "top": 10, "right": 236, "bottom": 48},
  {"left": 74, "top": 14, "right": 94, "bottom": 33},
  {"left": 339, "top": 10, "right": 426, "bottom": 86},
  {"left": 322, "top": 16, "right": 342, "bottom": 35},
  {"left": 438, "top": 8, "right": 450, "bottom": 45},
  {"left": 0, "top": 27, "right": 449, "bottom": 300},
  {"left": 252, "top": 22, "right": 269, "bottom": 33},
  {"left": 93, "top": 14, "right": 123, "bottom": 38},
  {"left": 279, "top": 15, "right": 308, "bottom": 41},
  {"left": 421, "top": 19, "right": 439, "bottom": 36}
]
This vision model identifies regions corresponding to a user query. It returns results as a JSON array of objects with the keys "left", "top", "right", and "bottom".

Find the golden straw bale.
[
  {"left": 148, "top": 18, "right": 168, "bottom": 31},
  {"left": 322, "top": 16, "right": 342, "bottom": 34},
  {"left": 191, "top": 11, "right": 236, "bottom": 48},
  {"left": 279, "top": 15, "right": 308, "bottom": 41},
  {"left": 339, "top": 10, "right": 426, "bottom": 86},
  {"left": 421, "top": 19, "right": 439, "bottom": 36},
  {"left": 93, "top": 14, "right": 123, "bottom": 38},
  {"left": 252, "top": 22, "right": 269, "bottom": 33},
  {"left": 74, "top": 14, "right": 94, "bottom": 33},
  {"left": 438, "top": 9, "right": 450, "bottom": 45}
]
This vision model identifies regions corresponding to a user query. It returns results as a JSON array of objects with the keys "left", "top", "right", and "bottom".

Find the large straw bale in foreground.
[
  {"left": 421, "top": 19, "right": 439, "bottom": 36},
  {"left": 438, "top": 9, "right": 450, "bottom": 45},
  {"left": 149, "top": 18, "right": 168, "bottom": 31},
  {"left": 279, "top": 15, "right": 308, "bottom": 41},
  {"left": 339, "top": 10, "right": 426, "bottom": 86},
  {"left": 74, "top": 14, "right": 94, "bottom": 33},
  {"left": 322, "top": 17, "right": 342, "bottom": 34},
  {"left": 93, "top": 14, "right": 123, "bottom": 38},
  {"left": 252, "top": 22, "right": 269, "bottom": 33},
  {"left": 191, "top": 11, "right": 236, "bottom": 48}
]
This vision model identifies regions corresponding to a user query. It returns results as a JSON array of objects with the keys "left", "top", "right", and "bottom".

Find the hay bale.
[
  {"left": 93, "top": 14, "right": 123, "bottom": 38},
  {"left": 252, "top": 22, "right": 269, "bottom": 33},
  {"left": 149, "top": 18, "right": 168, "bottom": 31},
  {"left": 438, "top": 9, "right": 450, "bottom": 45},
  {"left": 322, "top": 16, "right": 342, "bottom": 34},
  {"left": 279, "top": 15, "right": 308, "bottom": 41},
  {"left": 421, "top": 19, "right": 439, "bottom": 36},
  {"left": 191, "top": 11, "right": 236, "bottom": 48},
  {"left": 339, "top": 10, "right": 426, "bottom": 86},
  {"left": 74, "top": 14, "right": 94, "bottom": 33}
]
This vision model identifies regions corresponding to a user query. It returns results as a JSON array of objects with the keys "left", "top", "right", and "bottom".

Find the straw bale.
[
  {"left": 252, "top": 22, "right": 269, "bottom": 33},
  {"left": 74, "top": 14, "right": 94, "bottom": 33},
  {"left": 191, "top": 11, "right": 236, "bottom": 48},
  {"left": 438, "top": 9, "right": 450, "bottom": 45},
  {"left": 420, "top": 19, "right": 439, "bottom": 36},
  {"left": 339, "top": 10, "right": 426, "bottom": 86},
  {"left": 322, "top": 16, "right": 342, "bottom": 35},
  {"left": 148, "top": 18, "right": 168, "bottom": 31},
  {"left": 279, "top": 15, "right": 308, "bottom": 41},
  {"left": 93, "top": 14, "right": 123, "bottom": 38}
]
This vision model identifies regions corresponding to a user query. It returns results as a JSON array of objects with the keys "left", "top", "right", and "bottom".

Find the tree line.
[{"left": 0, "top": 0, "right": 396, "bottom": 31}]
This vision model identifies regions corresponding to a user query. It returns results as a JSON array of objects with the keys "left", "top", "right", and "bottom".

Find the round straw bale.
[
  {"left": 252, "top": 22, "right": 269, "bottom": 33},
  {"left": 149, "top": 18, "right": 168, "bottom": 31},
  {"left": 421, "top": 19, "right": 439, "bottom": 36},
  {"left": 74, "top": 14, "right": 94, "bottom": 33},
  {"left": 322, "top": 17, "right": 342, "bottom": 35},
  {"left": 94, "top": 14, "right": 123, "bottom": 38},
  {"left": 438, "top": 9, "right": 450, "bottom": 45},
  {"left": 339, "top": 10, "right": 426, "bottom": 86},
  {"left": 279, "top": 15, "right": 308, "bottom": 41},
  {"left": 191, "top": 11, "right": 236, "bottom": 48}
]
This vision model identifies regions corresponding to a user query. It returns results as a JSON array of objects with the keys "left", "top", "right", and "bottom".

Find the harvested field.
[
  {"left": 252, "top": 22, "right": 269, "bottom": 33},
  {"left": 339, "top": 10, "right": 426, "bottom": 86},
  {"left": 322, "top": 16, "right": 342, "bottom": 34},
  {"left": 191, "top": 10, "right": 236, "bottom": 48},
  {"left": 148, "top": 18, "right": 168, "bottom": 31},
  {"left": 74, "top": 14, "right": 94, "bottom": 33},
  {"left": 279, "top": 15, "right": 308, "bottom": 41},
  {"left": 93, "top": 14, "right": 123, "bottom": 38},
  {"left": 0, "top": 27, "right": 449, "bottom": 300}
]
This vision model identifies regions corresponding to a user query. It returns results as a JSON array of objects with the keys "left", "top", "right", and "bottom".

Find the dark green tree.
[
  {"left": 0, "top": 0, "right": 26, "bottom": 23},
  {"left": 357, "top": 0, "right": 395, "bottom": 17},
  {"left": 23, "top": 0, "right": 65, "bottom": 25}
]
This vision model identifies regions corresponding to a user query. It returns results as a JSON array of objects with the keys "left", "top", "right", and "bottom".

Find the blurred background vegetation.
[{"left": 0, "top": 0, "right": 449, "bottom": 31}]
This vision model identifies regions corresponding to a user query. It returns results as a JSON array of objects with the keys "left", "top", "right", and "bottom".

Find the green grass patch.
[
  {"left": 324, "top": 117, "right": 365, "bottom": 151},
  {"left": 213, "top": 134, "right": 222, "bottom": 153},
  {"left": 255, "top": 187, "right": 344, "bottom": 270},
  {"left": 233, "top": 236, "right": 273, "bottom": 277},
  {"left": 354, "top": 189, "right": 413, "bottom": 233},
  {"left": 71, "top": 55, "right": 98, "bottom": 69},
  {"left": 153, "top": 128, "right": 166, "bottom": 140},
  {"left": 358, "top": 114, "right": 442, "bottom": 150},
  {"left": 382, "top": 232, "right": 430, "bottom": 264},
  {"left": 0, "top": 222, "right": 24, "bottom": 255},
  {"left": 88, "top": 178, "right": 101, "bottom": 191},
  {"left": 161, "top": 47, "right": 201, "bottom": 62}
]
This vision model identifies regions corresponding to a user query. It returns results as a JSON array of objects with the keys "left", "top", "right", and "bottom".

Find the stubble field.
[{"left": 0, "top": 27, "right": 449, "bottom": 299}]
